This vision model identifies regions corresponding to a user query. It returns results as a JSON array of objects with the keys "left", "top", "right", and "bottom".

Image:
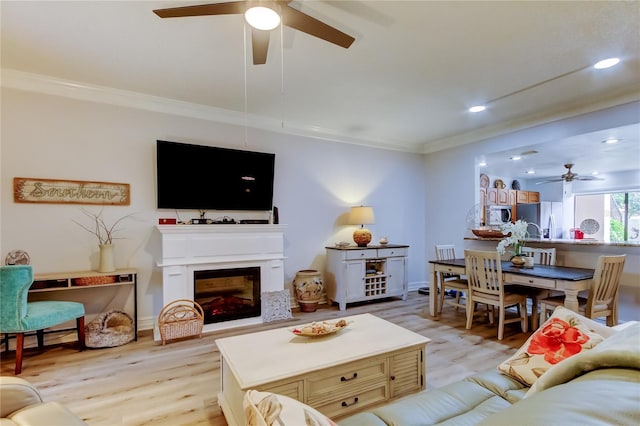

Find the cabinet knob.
[{"left": 390, "top": 375, "right": 396, "bottom": 380}]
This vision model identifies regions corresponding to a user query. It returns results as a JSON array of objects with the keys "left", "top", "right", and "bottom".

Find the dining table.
[{"left": 427, "top": 258, "right": 595, "bottom": 317}]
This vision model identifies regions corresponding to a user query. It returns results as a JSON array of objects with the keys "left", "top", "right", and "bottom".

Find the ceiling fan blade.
[
  {"left": 575, "top": 176, "right": 605, "bottom": 181},
  {"left": 281, "top": 6, "right": 355, "bottom": 48},
  {"left": 251, "top": 29, "right": 270, "bottom": 65},
  {"left": 535, "top": 178, "right": 564, "bottom": 185},
  {"left": 153, "top": 2, "right": 245, "bottom": 18}
]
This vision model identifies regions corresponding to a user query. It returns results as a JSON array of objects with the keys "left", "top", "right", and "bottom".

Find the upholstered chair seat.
[{"left": 0, "top": 265, "right": 86, "bottom": 375}]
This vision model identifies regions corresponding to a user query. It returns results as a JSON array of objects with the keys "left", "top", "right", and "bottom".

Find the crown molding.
[{"left": 1, "top": 69, "right": 420, "bottom": 153}]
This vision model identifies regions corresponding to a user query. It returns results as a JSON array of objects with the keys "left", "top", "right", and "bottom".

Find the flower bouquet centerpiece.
[{"left": 496, "top": 220, "right": 529, "bottom": 267}]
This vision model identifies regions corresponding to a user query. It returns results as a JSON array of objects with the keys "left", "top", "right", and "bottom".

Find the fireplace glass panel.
[{"left": 194, "top": 267, "right": 260, "bottom": 324}]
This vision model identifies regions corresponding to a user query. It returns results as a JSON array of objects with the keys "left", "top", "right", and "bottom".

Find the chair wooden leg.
[
  {"left": 497, "top": 305, "right": 505, "bottom": 341},
  {"left": 520, "top": 301, "right": 528, "bottom": 333},
  {"left": 465, "top": 300, "right": 474, "bottom": 330},
  {"left": 36, "top": 330, "right": 44, "bottom": 349},
  {"left": 77, "top": 317, "right": 86, "bottom": 351},
  {"left": 15, "top": 333, "right": 24, "bottom": 375}
]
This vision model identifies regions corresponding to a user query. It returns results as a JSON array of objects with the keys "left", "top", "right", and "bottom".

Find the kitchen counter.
[{"left": 464, "top": 237, "right": 640, "bottom": 248}]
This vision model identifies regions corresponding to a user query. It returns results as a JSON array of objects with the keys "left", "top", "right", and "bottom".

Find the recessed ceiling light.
[
  {"left": 478, "top": 161, "right": 487, "bottom": 167},
  {"left": 510, "top": 156, "right": 521, "bottom": 161},
  {"left": 602, "top": 138, "right": 620, "bottom": 144},
  {"left": 469, "top": 105, "right": 486, "bottom": 113},
  {"left": 594, "top": 58, "right": 620, "bottom": 69},
  {"left": 592, "top": 171, "right": 599, "bottom": 176},
  {"left": 525, "top": 170, "right": 535, "bottom": 174}
]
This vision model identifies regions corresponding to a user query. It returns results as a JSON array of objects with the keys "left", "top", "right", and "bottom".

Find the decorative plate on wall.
[
  {"left": 5, "top": 249, "right": 30, "bottom": 265},
  {"left": 511, "top": 180, "right": 521, "bottom": 190},
  {"left": 480, "top": 174, "right": 490, "bottom": 188},
  {"left": 580, "top": 218, "right": 600, "bottom": 235},
  {"left": 494, "top": 179, "right": 506, "bottom": 189}
]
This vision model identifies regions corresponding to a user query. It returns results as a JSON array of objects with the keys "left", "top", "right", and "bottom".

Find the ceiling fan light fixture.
[
  {"left": 245, "top": 6, "right": 281, "bottom": 30},
  {"left": 593, "top": 57, "right": 620, "bottom": 69},
  {"left": 469, "top": 105, "right": 486, "bottom": 113}
]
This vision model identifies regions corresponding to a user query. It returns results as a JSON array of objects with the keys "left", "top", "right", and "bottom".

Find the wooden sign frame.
[{"left": 13, "top": 177, "right": 130, "bottom": 206}]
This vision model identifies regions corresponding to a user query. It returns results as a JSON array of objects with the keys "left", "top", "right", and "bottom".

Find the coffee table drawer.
[
  {"left": 261, "top": 380, "right": 303, "bottom": 401},
  {"left": 315, "top": 383, "right": 389, "bottom": 419},
  {"left": 307, "top": 358, "right": 387, "bottom": 404}
]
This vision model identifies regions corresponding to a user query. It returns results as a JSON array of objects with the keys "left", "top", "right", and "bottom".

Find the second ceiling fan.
[
  {"left": 536, "top": 163, "right": 604, "bottom": 184},
  {"left": 153, "top": 0, "right": 355, "bottom": 65}
]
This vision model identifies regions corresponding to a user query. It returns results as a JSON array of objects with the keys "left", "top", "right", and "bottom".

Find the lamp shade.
[{"left": 349, "top": 206, "right": 375, "bottom": 225}]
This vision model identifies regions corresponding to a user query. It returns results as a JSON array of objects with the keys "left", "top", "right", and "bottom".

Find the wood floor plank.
[{"left": 1, "top": 292, "right": 530, "bottom": 425}]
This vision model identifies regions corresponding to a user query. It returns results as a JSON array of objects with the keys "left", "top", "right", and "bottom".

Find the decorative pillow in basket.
[
  {"left": 158, "top": 299, "right": 204, "bottom": 345},
  {"left": 85, "top": 309, "right": 135, "bottom": 348}
]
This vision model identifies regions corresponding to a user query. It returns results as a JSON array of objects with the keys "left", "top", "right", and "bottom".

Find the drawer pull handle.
[
  {"left": 341, "top": 397, "right": 359, "bottom": 407},
  {"left": 529, "top": 280, "right": 534, "bottom": 284},
  {"left": 340, "top": 373, "right": 358, "bottom": 382}
]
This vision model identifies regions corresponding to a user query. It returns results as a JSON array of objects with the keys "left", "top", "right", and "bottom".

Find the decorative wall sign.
[{"left": 13, "top": 177, "right": 130, "bottom": 205}]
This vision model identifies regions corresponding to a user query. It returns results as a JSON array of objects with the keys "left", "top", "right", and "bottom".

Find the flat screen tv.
[{"left": 156, "top": 140, "right": 275, "bottom": 211}]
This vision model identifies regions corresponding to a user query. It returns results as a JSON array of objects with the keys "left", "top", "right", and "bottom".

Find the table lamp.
[{"left": 349, "top": 206, "right": 375, "bottom": 247}]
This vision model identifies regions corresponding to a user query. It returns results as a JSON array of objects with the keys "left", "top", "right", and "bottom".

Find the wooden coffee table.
[{"left": 216, "top": 313, "right": 431, "bottom": 425}]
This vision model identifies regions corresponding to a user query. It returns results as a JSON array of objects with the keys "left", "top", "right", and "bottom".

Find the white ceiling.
[{"left": 2, "top": 0, "right": 639, "bottom": 178}]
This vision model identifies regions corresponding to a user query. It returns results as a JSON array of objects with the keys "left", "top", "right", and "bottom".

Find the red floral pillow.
[{"left": 498, "top": 306, "right": 610, "bottom": 386}]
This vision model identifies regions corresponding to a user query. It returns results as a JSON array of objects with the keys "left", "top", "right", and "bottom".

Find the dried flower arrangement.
[{"left": 73, "top": 208, "right": 135, "bottom": 245}]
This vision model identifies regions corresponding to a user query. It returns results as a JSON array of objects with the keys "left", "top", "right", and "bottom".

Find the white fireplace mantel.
[{"left": 154, "top": 224, "right": 287, "bottom": 340}]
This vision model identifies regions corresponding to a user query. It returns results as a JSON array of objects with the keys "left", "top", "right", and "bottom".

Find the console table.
[
  {"left": 325, "top": 245, "right": 409, "bottom": 310},
  {"left": 30, "top": 269, "right": 137, "bottom": 340},
  {"left": 216, "top": 313, "right": 430, "bottom": 425}
]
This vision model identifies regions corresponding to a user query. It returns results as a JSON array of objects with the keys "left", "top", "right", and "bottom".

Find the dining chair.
[
  {"left": 464, "top": 250, "right": 528, "bottom": 340},
  {"left": 435, "top": 244, "right": 468, "bottom": 314},
  {"left": 539, "top": 254, "right": 626, "bottom": 327},
  {"left": 0, "top": 265, "right": 86, "bottom": 375},
  {"left": 514, "top": 247, "right": 556, "bottom": 328}
]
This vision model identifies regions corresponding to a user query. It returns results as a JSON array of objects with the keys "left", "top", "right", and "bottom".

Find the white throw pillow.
[{"left": 244, "top": 389, "right": 337, "bottom": 426}]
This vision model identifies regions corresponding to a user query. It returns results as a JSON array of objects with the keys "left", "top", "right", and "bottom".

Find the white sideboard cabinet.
[{"left": 325, "top": 245, "right": 409, "bottom": 310}]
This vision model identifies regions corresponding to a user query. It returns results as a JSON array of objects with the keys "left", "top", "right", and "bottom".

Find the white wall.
[{"left": 1, "top": 88, "right": 427, "bottom": 331}]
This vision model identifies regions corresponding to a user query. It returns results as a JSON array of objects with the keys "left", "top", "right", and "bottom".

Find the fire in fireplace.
[{"left": 194, "top": 267, "right": 261, "bottom": 324}]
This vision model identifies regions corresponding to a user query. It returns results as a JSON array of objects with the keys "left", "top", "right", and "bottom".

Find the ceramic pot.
[
  {"left": 293, "top": 269, "right": 324, "bottom": 312},
  {"left": 98, "top": 244, "right": 116, "bottom": 273}
]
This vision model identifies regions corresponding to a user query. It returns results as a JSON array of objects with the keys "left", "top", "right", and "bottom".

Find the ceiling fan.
[
  {"left": 153, "top": 1, "right": 355, "bottom": 65},
  {"left": 536, "top": 163, "right": 604, "bottom": 184}
]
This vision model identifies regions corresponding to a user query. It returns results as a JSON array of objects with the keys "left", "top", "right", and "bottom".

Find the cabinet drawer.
[
  {"left": 307, "top": 358, "right": 388, "bottom": 404},
  {"left": 314, "top": 382, "right": 388, "bottom": 420},
  {"left": 506, "top": 274, "right": 556, "bottom": 289},
  {"left": 377, "top": 247, "right": 407, "bottom": 258},
  {"left": 261, "top": 380, "right": 303, "bottom": 401},
  {"left": 344, "top": 250, "right": 377, "bottom": 260}
]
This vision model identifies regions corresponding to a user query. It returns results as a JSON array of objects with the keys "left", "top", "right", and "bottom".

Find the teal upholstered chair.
[{"left": 0, "top": 265, "right": 86, "bottom": 374}]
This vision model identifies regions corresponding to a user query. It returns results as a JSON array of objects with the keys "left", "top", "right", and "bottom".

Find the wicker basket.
[
  {"left": 158, "top": 299, "right": 204, "bottom": 345},
  {"left": 74, "top": 275, "right": 117, "bottom": 286}
]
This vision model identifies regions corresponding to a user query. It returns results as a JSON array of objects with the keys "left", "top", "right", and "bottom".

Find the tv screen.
[{"left": 156, "top": 140, "right": 275, "bottom": 211}]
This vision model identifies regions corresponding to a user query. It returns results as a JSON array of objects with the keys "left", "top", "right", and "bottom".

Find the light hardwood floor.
[{"left": 1, "top": 291, "right": 532, "bottom": 425}]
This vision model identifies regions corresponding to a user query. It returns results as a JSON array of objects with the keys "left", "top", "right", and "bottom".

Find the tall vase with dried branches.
[{"left": 73, "top": 208, "right": 134, "bottom": 272}]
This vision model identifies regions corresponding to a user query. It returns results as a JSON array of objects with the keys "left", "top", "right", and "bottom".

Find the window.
[{"left": 574, "top": 191, "right": 640, "bottom": 242}]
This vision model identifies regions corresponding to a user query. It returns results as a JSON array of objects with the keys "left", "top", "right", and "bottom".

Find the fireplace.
[
  {"left": 195, "top": 267, "right": 261, "bottom": 324},
  {"left": 155, "top": 224, "right": 287, "bottom": 341}
]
